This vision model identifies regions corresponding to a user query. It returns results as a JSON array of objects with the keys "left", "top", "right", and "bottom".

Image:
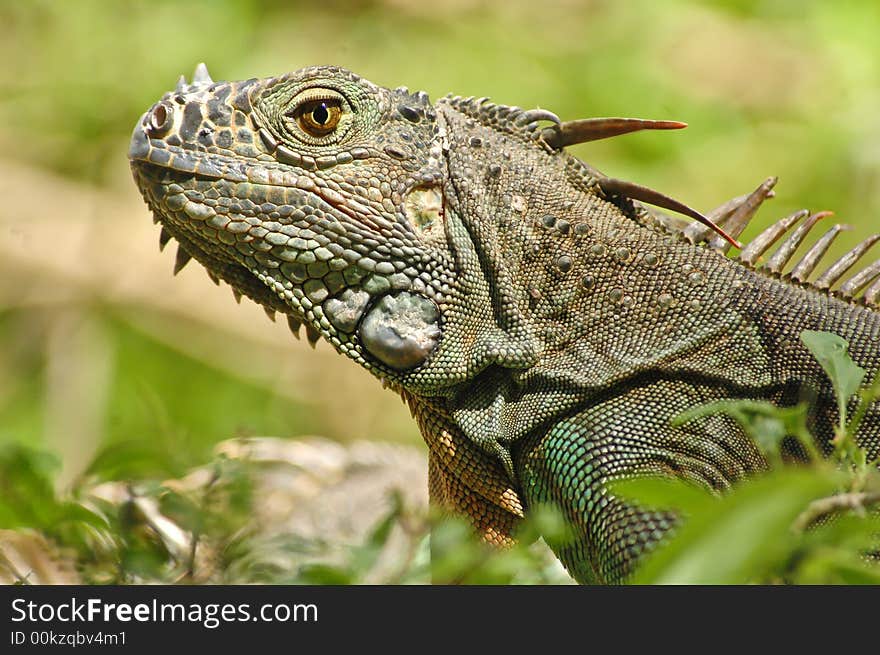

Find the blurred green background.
[{"left": 1, "top": 0, "right": 879, "bottom": 490}]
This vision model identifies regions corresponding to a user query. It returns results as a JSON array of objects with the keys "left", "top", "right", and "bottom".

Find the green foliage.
[
  {"left": 0, "top": 441, "right": 253, "bottom": 584},
  {"left": 0, "top": 445, "right": 106, "bottom": 540},
  {"left": 800, "top": 330, "right": 866, "bottom": 433},
  {"left": 616, "top": 470, "right": 841, "bottom": 584},
  {"left": 0, "top": 439, "right": 572, "bottom": 585},
  {"left": 801, "top": 330, "right": 880, "bottom": 472},
  {"left": 427, "top": 504, "right": 573, "bottom": 585},
  {"left": 0, "top": 310, "right": 317, "bottom": 480},
  {"left": 617, "top": 329, "right": 880, "bottom": 584}
]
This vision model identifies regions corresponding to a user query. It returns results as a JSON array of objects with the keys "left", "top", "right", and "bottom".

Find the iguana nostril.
[{"left": 147, "top": 101, "right": 174, "bottom": 137}]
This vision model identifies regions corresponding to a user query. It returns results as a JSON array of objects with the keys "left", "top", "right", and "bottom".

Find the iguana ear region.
[{"left": 359, "top": 291, "right": 442, "bottom": 370}]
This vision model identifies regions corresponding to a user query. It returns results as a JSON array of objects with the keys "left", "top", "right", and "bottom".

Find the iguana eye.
[
  {"left": 294, "top": 99, "right": 342, "bottom": 136},
  {"left": 286, "top": 90, "right": 345, "bottom": 139}
]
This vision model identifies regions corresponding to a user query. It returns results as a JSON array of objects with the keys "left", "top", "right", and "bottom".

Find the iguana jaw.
[{"left": 130, "top": 162, "right": 289, "bottom": 316}]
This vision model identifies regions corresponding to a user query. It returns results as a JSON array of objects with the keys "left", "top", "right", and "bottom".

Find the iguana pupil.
[{"left": 313, "top": 103, "right": 329, "bottom": 124}]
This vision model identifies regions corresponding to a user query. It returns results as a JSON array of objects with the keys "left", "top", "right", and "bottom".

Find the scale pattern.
[{"left": 130, "top": 65, "right": 880, "bottom": 583}]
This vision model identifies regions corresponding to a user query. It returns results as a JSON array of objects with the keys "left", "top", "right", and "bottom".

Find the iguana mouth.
[{"left": 130, "top": 161, "right": 294, "bottom": 319}]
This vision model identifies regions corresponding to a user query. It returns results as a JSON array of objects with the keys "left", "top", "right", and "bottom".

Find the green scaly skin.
[{"left": 129, "top": 65, "right": 880, "bottom": 583}]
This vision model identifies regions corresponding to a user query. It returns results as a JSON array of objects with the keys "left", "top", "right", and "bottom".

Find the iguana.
[{"left": 129, "top": 64, "right": 880, "bottom": 583}]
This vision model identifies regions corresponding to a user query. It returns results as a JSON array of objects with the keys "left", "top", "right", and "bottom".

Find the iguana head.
[
  {"left": 131, "top": 66, "right": 449, "bottom": 382},
  {"left": 129, "top": 64, "right": 556, "bottom": 394}
]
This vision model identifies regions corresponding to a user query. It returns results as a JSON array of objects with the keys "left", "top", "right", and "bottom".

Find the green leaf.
[
  {"left": 84, "top": 440, "right": 183, "bottom": 482},
  {"left": 792, "top": 549, "right": 880, "bottom": 585},
  {"left": 803, "top": 514, "right": 880, "bottom": 553},
  {"left": 428, "top": 516, "right": 489, "bottom": 583},
  {"left": 0, "top": 444, "right": 63, "bottom": 530},
  {"left": 631, "top": 468, "right": 839, "bottom": 584},
  {"left": 800, "top": 330, "right": 866, "bottom": 426},
  {"left": 611, "top": 477, "right": 714, "bottom": 515},
  {"left": 348, "top": 494, "right": 402, "bottom": 577},
  {"left": 158, "top": 490, "right": 204, "bottom": 534},
  {"left": 518, "top": 503, "right": 574, "bottom": 545},
  {"left": 298, "top": 563, "right": 355, "bottom": 585}
]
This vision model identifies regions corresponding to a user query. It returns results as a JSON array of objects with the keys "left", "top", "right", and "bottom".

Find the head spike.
[
  {"left": 765, "top": 211, "right": 831, "bottom": 274},
  {"left": 737, "top": 210, "right": 807, "bottom": 266},
  {"left": 790, "top": 224, "right": 850, "bottom": 282},
  {"left": 814, "top": 235, "right": 880, "bottom": 290},
  {"left": 839, "top": 259, "right": 880, "bottom": 298},
  {"left": 175, "top": 75, "right": 187, "bottom": 93},
  {"left": 263, "top": 306, "right": 276, "bottom": 322},
  {"left": 598, "top": 177, "right": 741, "bottom": 249},
  {"left": 515, "top": 108, "right": 561, "bottom": 127},
  {"left": 192, "top": 62, "right": 213, "bottom": 85},
  {"left": 683, "top": 194, "right": 742, "bottom": 243},
  {"left": 684, "top": 177, "right": 777, "bottom": 250},
  {"left": 543, "top": 117, "right": 687, "bottom": 149}
]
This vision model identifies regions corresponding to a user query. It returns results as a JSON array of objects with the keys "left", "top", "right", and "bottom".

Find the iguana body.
[{"left": 129, "top": 65, "right": 880, "bottom": 583}]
